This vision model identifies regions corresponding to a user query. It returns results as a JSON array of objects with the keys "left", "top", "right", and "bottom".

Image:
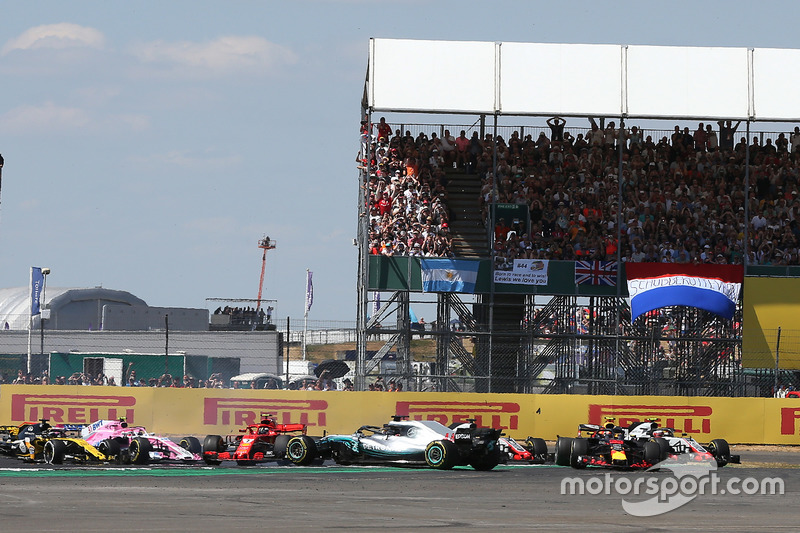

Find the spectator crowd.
[
  {"left": 364, "top": 116, "right": 800, "bottom": 266},
  {"left": 0, "top": 367, "right": 226, "bottom": 388},
  {"left": 362, "top": 118, "right": 455, "bottom": 257},
  {"left": 213, "top": 305, "right": 270, "bottom": 326},
  {"left": 0, "top": 367, "right": 381, "bottom": 392}
]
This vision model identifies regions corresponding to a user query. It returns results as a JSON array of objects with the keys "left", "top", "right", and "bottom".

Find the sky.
[{"left": 2, "top": 0, "right": 800, "bottom": 323}]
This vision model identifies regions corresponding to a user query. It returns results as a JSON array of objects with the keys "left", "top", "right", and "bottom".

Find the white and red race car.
[
  {"left": 557, "top": 417, "right": 740, "bottom": 470},
  {"left": 498, "top": 436, "right": 550, "bottom": 464},
  {"left": 625, "top": 419, "right": 740, "bottom": 467}
]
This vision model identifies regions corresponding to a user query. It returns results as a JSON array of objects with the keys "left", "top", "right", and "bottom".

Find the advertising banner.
[
  {"left": 743, "top": 277, "right": 800, "bottom": 369},
  {"left": 1, "top": 386, "right": 798, "bottom": 445}
]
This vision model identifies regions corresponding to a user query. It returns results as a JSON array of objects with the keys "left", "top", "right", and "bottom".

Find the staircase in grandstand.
[{"left": 445, "top": 173, "right": 488, "bottom": 258}]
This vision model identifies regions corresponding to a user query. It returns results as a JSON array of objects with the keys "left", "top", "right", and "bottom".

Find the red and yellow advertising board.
[
  {"left": 743, "top": 276, "right": 800, "bottom": 369},
  {"left": 1, "top": 385, "right": 798, "bottom": 445}
]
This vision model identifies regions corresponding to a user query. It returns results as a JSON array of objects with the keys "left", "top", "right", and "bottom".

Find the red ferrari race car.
[{"left": 202, "top": 413, "right": 309, "bottom": 466}]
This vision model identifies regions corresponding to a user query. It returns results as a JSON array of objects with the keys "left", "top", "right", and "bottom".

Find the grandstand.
[{"left": 354, "top": 39, "right": 800, "bottom": 395}]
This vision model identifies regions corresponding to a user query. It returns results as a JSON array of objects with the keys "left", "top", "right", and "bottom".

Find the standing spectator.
[
  {"left": 776, "top": 133, "right": 788, "bottom": 154},
  {"left": 693, "top": 123, "right": 708, "bottom": 152},
  {"left": 468, "top": 131, "right": 482, "bottom": 173},
  {"left": 604, "top": 122, "right": 618, "bottom": 147},
  {"left": 718, "top": 120, "right": 741, "bottom": 151},
  {"left": 440, "top": 129, "right": 457, "bottom": 166},
  {"left": 547, "top": 116, "right": 566, "bottom": 142},
  {"left": 455, "top": 130, "right": 470, "bottom": 169},
  {"left": 790, "top": 126, "right": 800, "bottom": 155},
  {"left": 376, "top": 117, "right": 392, "bottom": 142},
  {"left": 588, "top": 120, "right": 604, "bottom": 147},
  {"left": 628, "top": 126, "right": 643, "bottom": 150},
  {"left": 706, "top": 124, "right": 718, "bottom": 152}
]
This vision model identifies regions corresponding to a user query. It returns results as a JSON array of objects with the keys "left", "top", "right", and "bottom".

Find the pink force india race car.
[{"left": 79, "top": 419, "right": 202, "bottom": 464}]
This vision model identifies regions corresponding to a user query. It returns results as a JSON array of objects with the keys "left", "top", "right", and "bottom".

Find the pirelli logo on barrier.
[
  {"left": 395, "top": 401, "right": 520, "bottom": 430},
  {"left": 203, "top": 398, "right": 328, "bottom": 427},
  {"left": 10, "top": 394, "right": 136, "bottom": 424},
  {"left": 780, "top": 407, "right": 800, "bottom": 435},
  {"left": 588, "top": 404, "right": 712, "bottom": 434}
]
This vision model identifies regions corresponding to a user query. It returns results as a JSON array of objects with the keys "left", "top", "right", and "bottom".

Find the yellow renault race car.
[{"left": 1, "top": 419, "right": 108, "bottom": 464}]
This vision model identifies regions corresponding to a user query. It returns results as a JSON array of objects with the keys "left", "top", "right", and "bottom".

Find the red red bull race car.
[{"left": 202, "top": 413, "right": 308, "bottom": 466}]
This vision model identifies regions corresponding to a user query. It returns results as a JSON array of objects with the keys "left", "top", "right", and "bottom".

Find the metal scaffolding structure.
[{"left": 357, "top": 290, "right": 761, "bottom": 397}]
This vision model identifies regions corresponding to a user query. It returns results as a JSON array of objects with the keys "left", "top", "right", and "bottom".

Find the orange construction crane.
[{"left": 256, "top": 236, "right": 276, "bottom": 311}]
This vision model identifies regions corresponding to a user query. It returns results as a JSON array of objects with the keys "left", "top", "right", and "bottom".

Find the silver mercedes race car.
[{"left": 284, "top": 416, "right": 503, "bottom": 470}]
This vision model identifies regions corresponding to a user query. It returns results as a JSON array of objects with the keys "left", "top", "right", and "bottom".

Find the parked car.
[{"left": 229, "top": 373, "right": 284, "bottom": 390}]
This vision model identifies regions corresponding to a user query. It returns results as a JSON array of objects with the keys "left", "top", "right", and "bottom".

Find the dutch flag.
[{"left": 625, "top": 264, "right": 743, "bottom": 322}]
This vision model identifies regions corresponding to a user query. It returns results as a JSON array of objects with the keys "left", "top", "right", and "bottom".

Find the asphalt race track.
[{"left": 0, "top": 448, "right": 797, "bottom": 532}]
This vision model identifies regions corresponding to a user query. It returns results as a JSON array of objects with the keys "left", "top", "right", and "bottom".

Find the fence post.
[
  {"left": 285, "top": 317, "right": 291, "bottom": 384},
  {"left": 774, "top": 327, "right": 782, "bottom": 396},
  {"left": 164, "top": 314, "right": 169, "bottom": 376}
]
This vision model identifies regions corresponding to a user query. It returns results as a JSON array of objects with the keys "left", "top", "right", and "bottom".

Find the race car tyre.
[
  {"left": 555, "top": 437, "right": 573, "bottom": 466},
  {"left": 425, "top": 440, "right": 457, "bottom": 470},
  {"left": 643, "top": 440, "right": 663, "bottom": 465},
  {"left": 98, "top": 438, "right": 121, "bottom": 458},
  {"left": 526, "top": 437, "right": 548, "bottom": 459},
  {"left": 286, "top": 436, "right": 317, "bottom": 466},
  {"left": 707, "top": 438, "right": 731, "bottom": 467},
  {"left": 650, "top": 437, "right": 670, "bottom": 461},
  {"left": 202, "top": 435, "right": 225, "bottom": 465},
  {"left": 180, "top": 436, "right": 202, "bottom": 454},
  {"left": 203, "top": 435, "right": 225, "bottom": 453},
  {"left": 272, "top": 435, "right": 290, "bottom": 459},
  {"left": 569, "top": 438, "right": 588, "bottom": 469},
  {"left": 130, "top": 437, "right": 152, "bottom": 465},
  {"left": 43, "top": 439, "right": 66, "bottom": 465},
  {"left": 470, "top": 447, "right": 502, "bottom": 471}
]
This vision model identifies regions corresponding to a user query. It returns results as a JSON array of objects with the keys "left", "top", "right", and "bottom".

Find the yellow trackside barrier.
[{"left": 0, "top": 385, "right": 798, "bottom": 445}]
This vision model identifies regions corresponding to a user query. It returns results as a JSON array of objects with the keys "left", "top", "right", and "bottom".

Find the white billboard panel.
[
  {"left": 753, "top": 48, "right": 800, "bottom": 121},
  {"left": 367, "top": 39, "right": 800, "bottom": 123},
  {"left": 622, "top": 45, "right": 748, "bottom": 119},
  {"left": 369, "top": 39, "right": 496, "bottom": 113},
  {"left": 500, "top": 42, "right": 622, "bottom": 116}
]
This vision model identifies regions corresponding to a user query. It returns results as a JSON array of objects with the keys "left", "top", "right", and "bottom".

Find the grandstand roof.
[
  {"left": 0, "top": 287, "right": 146, "bottom": 330},
  {"left": 365, "top": 39, "right": 800, "bottom": 122}
]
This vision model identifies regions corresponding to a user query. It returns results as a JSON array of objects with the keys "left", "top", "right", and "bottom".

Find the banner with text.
[
  {"left": 494, "top": 259, "right": 549, "bottom": 286},
  {"left": 1, "top": 385, "right": 798, "bottom": 445}
]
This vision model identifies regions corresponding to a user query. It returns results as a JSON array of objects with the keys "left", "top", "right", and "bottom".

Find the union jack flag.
[{"left": 575, "top": 260, "right": 618, "bottom": 286}]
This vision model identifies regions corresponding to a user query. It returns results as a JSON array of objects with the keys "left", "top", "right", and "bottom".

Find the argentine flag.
[{"left": 420, "top": 259, "right": 480, "bottom": 293}]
